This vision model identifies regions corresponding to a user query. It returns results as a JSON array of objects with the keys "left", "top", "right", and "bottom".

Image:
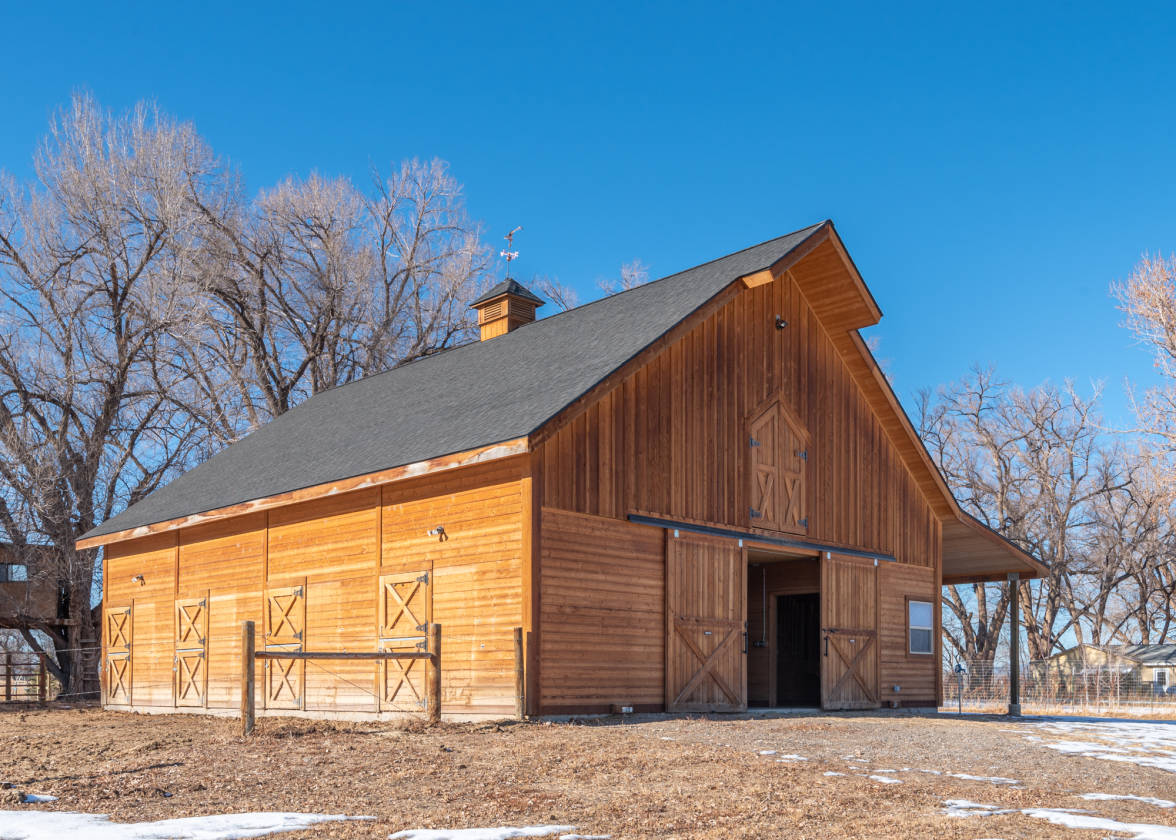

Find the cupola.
[{"left": 469, "top": 280, "right": 545, "bottom": 341}]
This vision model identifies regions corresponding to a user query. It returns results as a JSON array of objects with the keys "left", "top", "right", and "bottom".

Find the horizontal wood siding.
[
  {"left": 539, "top": 508, "right": 665, "bottom": 713},
  {"left": 878, "top": 562, "right": 938, "bottom": 705},
  {"left": 101, "top": 457, "right": 526, "bottom": 717},
  {"left": 538, "top": 269, "right": 940, "bottom": 568}
]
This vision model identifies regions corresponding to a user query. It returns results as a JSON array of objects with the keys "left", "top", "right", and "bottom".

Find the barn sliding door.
[
  {"left": 820, "top": 554, "right": 879, "bottom": 710},
  {"left": 666, "top": 534, "right": 746, "bottom": 712}
]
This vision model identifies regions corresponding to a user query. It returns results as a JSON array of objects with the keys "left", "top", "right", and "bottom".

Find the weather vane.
[{"left": 501, "top": 226, "right": 522, "bottom": 270}]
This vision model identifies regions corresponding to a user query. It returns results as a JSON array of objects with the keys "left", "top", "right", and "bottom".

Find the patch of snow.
[
  {"left": 0, "top": 811, "right": 363, "bottom": 839},
  {"left": 868, "top": 775, "right": 902, "bottom": 784},
  {"left": 1022, "top": 807, "right": 1176, "bottom": 839},
  {"left": 558, "top": 835, "right": 610, "bottom": 840},
  {"left": 1020, "top": 718, "right": 1176, "bottom": 774},
  {"left": 758, "top": 749, "right": 777, "bottom": 755},
  {"left": 389, "top": 827, "right": 576, "bottom": 840},
  {"left": 941, "top": 799, "right": 1011, "bottom": 818},
  {"left": 947, "top": 773, "right": 1020, "bottom": 785},
  {"left": 823, "top": 771, "right": 846, "bottom": 777},
  {"left": 19, "top": 794, "right": 58, "bottom": 803},
  {"left": 773, "top": 754, "right": 807, "bottom": 761},
  {"left": 659, "top": 737, "right": 674, "bottom": 741},
  {"left": 1080, "top": 793, "right": 1176, "bottom": 809}
]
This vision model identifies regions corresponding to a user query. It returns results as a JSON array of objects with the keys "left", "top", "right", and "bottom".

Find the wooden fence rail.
[
  {"left": 1, "top": 652, "right": 49, "bottom": 703},
  {"left": 239, "top": 621, "right": 442, "bottom": 735}
]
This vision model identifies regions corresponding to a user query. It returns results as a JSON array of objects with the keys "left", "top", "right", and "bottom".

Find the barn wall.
[
  {"left": 101, "top": 456, "right": 527, "bottom": 718},
  {"left": 538, "top": 507, "right": 665, "bottom": 714},
  {"left": 537, "top": 270, "right": 941, "bottom": 569},
  {"left": 877, "top": 562, "right": 938, "bottom": 706}
]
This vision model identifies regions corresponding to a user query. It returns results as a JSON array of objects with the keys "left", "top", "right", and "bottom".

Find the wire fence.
[{"left": 943, "top": 660, "right": 1176, "bottom": 716}]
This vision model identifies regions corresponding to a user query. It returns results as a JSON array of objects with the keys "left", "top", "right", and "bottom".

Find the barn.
[{"left": 78, "top": 220, "right": 1045, "bottom": 719}]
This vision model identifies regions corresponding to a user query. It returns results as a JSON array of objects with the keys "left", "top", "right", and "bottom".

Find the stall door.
[
  {"left": 104, "top": 604, "right": 133, "bottom": 706},
  {"left": 174, "top": 595, "right": 207, "bottom": 707},
  {"left": 821, "top": 554, "right": 879, "bottom": 710},
  {"left": 378, "top": 570, "right": 431, "bottom": 712},
  {"left": 264, "top": 583, "right": 305, "bottom": 710},
  {"left": 666, "top": 535, "right": 746, "bottom": 712}
]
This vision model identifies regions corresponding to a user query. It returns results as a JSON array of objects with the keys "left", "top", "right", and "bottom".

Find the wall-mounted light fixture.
[
  {"left": 775, "top": 315, "right": 788, "bottom": 330},
  {"left": 131, "top": 574, "right": 145, "bottom": 586},
  {"left": 426, "top": 526, "right": 448, "bottom": 542}
]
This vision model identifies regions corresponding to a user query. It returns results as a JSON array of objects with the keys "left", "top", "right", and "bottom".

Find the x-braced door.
[
  {"left": 378, "top": 571, "right": 431, "bottom": 712},
  {"left": 821, "top": 553, "right": 879, "bottom": 710},
  {"left": 174, "top": 595, "right": 207, "bottom": 708},
  {"left": 666, "top": 534, "right": 746, "bottom": 712},
  {"left": 748, "top": 397, "right": 809, "bottom": 534},
  {"left": 105, "top": 604, "right": 132, "bottom": 706},
  {"left": 264, "top": 583, "right": 305, "bottom": 710}
]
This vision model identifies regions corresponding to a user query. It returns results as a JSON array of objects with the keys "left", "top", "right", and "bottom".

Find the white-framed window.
[
  {"left": 908, "top": 599, "right": 934, "bottom": 655},
  {"left": 1156, "top": 668, "right": 1169, "bottom": 688}
]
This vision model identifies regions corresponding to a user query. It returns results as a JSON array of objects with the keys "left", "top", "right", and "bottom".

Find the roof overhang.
[{"left": 942, "top": 512, "right": 1048, "bottom": 584}]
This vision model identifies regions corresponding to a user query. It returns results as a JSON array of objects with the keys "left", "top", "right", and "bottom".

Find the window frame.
[
  {"left": 906, "top": 596, "right": 934, "bottom": 657},
  {"left": 1156, "top": 668, "right": 1169, "bottom": 688}
]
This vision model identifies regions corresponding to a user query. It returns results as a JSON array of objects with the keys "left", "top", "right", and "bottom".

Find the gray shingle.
[{"left": 84, "top": 221, "right": 827, "bottom": 539}]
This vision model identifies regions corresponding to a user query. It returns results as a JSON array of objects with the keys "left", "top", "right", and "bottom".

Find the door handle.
[
  {"left": 742, "top": 631, "right": 748, "bottom": 655},
  {"left": 824, "top": 636, "right": 829, "bottom": 657}
]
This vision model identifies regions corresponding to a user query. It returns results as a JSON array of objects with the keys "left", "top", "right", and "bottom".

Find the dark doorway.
[{"left": 776, "top": 593, "right": 821, "bottom": 706}]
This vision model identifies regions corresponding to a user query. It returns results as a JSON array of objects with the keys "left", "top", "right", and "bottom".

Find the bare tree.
[
  {"left": 530, "top": 275, "right": 578, "bottom": 312},
  {"left": 185, "top": 160, "right": 489, "bottom": 440},
  {"left": 919, "top": 370, "right": 1129, "bottom": 667},
  {"left": 0, "top": 94, "right": 228, "bottom": 693},
  {"left": 597, "top": 258, "right": 650, "bottom": 295},
  {"left": 1115, "top": 253, "right": 1176, "bottom": 493}
]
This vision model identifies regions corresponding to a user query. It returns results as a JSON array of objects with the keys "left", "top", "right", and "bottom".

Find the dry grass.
[{"left": 2, "top": 705, "right": 1176, "bottom": 838}]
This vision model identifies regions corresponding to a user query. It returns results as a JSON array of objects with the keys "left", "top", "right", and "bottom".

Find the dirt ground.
[{"left": 3, "top": 705, "right": 1176, "bottom": 839}]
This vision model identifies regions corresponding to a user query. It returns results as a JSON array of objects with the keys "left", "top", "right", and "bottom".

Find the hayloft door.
[
  {"left": 104, "top": 604, "right": 132, "bottom": 706},
  {"left": 378, "top": 570, "right": 432, "bottom": 712},
  {"left": 666, "top": 534, "right": 746, "bottom": 712},
  {"left": 748, "top": 398, "right": 809, "bottom": 534},
  {"left": 264, "top": 583, "right": 305, "bottom": 710},
  {"left": 820, "top": 554, "right": 879, "bottom": 710},
  {"left": 173, "top": 595, "right": 208, "bottom": 708}
]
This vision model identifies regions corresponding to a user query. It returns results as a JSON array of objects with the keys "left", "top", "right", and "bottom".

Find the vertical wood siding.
[
  {"left": 878, "top": 562, "right": 938, "bottom": 705},
  {"left": 538, "top": 272, "right": 940, "bottom": 568}
]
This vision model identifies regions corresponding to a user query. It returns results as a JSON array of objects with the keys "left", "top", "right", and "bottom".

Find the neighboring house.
[
  {"left": 0, "top": 544, "right": 66, "bottom": 631},
  {"left": 1035, "top": 643, "right": 1176, "bottom": 691},
  {"left": 78, "top": 221, "right": 1045, "bottom": 720}
]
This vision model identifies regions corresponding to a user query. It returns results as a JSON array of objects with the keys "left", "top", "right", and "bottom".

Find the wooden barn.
[{"left": 78, "top": 221, "right": 1045, "bottom": 719}]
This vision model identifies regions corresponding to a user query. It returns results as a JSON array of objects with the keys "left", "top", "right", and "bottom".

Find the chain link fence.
[{"left": 942, "top": 660, "right": 1176, "bottom": 716}]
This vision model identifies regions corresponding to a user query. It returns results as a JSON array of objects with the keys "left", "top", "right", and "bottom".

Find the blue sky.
[{"left": 3, "top": 2, "right": 1174, "bottom": 427}]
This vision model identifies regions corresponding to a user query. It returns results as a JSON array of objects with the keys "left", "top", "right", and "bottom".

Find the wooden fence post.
[
  {"left": 241, "top": 621, "right": 256, "bottom": 735},
  {"left": 4, "top": 652, "right": 11, "bottom": 702},
  {"left": 513, "top": 626, "right": 525, "bottom": 719},
  {"left": 38, "top": 655, "right": 47, "bottom": 702},
  {"left": 428, "top": 623, "right": 442, "bottom": 725}
]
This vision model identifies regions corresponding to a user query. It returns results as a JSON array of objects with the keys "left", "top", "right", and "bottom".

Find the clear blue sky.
[{"left": 4, "top": 2, "right": 1174, "bottom": 427}]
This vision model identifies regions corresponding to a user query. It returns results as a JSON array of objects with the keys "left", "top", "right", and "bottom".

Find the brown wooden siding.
[
  {"left": 102, "top": 456, "right": 527, "bottom": 716},
  {"left": 538, "top": 508, "right": 665, "bottom": 714},
  {"left": 878, "top": 561, "right": 938, "bottom": 705},
  {"left": 538, "top": 272, "right": 940, "bottom": 569}
]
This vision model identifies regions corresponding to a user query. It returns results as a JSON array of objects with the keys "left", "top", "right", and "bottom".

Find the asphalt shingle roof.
[
  {"left": 84, "top": 222, "right": 827, "bottom": 540},
  {"left": 1110, "top": 644, "right": 1176, "bottom": 664}
]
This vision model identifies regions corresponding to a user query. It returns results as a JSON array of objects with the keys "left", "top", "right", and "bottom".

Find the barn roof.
[
  {"left": 82, "top": 222, "right": 828, "bottom": 541},
  {"left": 1110, "top": 644, "right": 1176, "bottom": 664}
]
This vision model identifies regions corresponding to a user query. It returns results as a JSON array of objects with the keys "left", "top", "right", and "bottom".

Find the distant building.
[{"left": 1035, "top": 643, "right": 1176, "bottom": 691}]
